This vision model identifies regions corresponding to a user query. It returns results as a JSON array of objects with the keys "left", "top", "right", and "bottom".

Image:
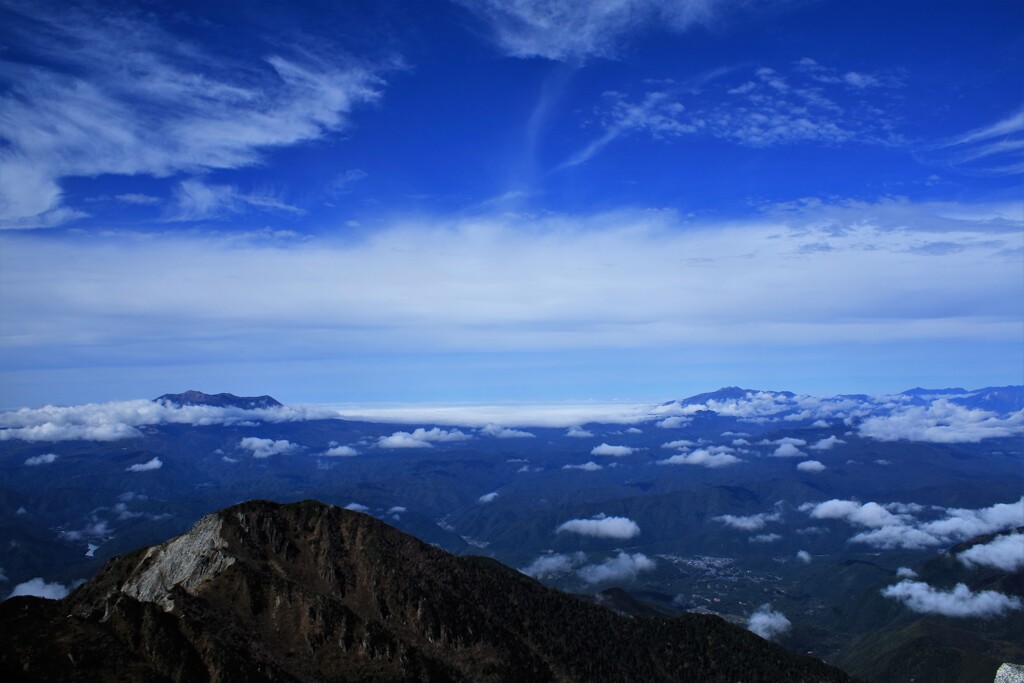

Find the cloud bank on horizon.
[{"left": 0, "top": 0, "right": 1020, "bottom": 406}]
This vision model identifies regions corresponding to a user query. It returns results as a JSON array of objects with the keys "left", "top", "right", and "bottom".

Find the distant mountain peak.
[{"left": 153, "top": 390, "right": 282, "bottom": 409}]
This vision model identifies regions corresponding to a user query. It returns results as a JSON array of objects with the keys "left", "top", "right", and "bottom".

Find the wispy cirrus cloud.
[
  {"left": 455, "top": 0, "right": 738, "bottom": 62},
  {"left": 562, "top": 59, "right": 904, "bottom": 167},
  {"left": 928, "top": 107, "right": 1024, "bottom": 176},
  {"left": 0, "top": 3, "right": 386, "bottom": 228}
]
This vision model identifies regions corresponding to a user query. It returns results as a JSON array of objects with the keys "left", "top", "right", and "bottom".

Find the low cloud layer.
[
  {"left": 7, "top": 577, "right": 69, "bottom": 600},
  {"left": 714, "top": 511, "right": 782, "bottom": 531},
  {"left": 24, "top": 453, "right": 57, "bottom": 465},
  {"left": 377, "top": 427, "right": 473, "bottom": 449},
  {"left": 125, "top": 456, "right": 162, "bottom": 472},
  {"left": 658, "top": 447, "right": 741, "bottom": 468},
  {"left": 801, "top": 497, "right": 1024, "bottom": 550},
  {"left": 239, "top": 437, "right": 300, "bottom": 458},
  {"left": 882, "top": 580, "right": 1022, "bottom": 618},
  {"left": 562, "top": 461, "right": 603, "bottom": 471},
  {"left": 0, "top": 400, "right": 338, "bottom": 442},
  {"left": 520, "top": 551, "right": 587, "bottom": 579},
  {"left": 566, "top": 426, "right": 594, "bottom": 438},
  {"left": 958, "top": 533, "right": 1024, "bottom": 572},
  {"left": 859, "top": 400, "right": 1024, "bottom": 443},
  {"left": 591, "top": 443, "right": 634, "bottom": 457},
  {"left": 747, "top": 604, "right": 791, "bottom": 640},
  {"left": 577, "top": 552, "right": 655, "bottom": 584},
  {"left": 797, "top": 460, "right": 826, "bottom": 473},
  {"left": 481, "top": 424, "right": 535, "bottom": 439},
  {"left": 556, "top": 514, "right": 640, "bottom": 539}
]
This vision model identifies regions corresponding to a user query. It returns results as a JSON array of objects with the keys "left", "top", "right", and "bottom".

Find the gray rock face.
[
  {"left": 120, "top": 514, "right": 235, "bottom": 611},
  {"left": 996, "top": 663, "right": 1024, "bottom": 683}
]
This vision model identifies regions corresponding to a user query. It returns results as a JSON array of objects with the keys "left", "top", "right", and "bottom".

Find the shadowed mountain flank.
[{"left": 0, "top": 499, "right": 854, "bottom": 682}]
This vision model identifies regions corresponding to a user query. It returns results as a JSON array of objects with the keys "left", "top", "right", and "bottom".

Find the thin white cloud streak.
[
  {"left": 713, "top": 511, "right": 781, "bottom": 531},
  {"left": 455, "top": 0, "right": 731, "bottom": 62},
  {"left": 478, "top": 491, "right": 499, "bottom": 503},
  {"left": 1, "top": 202, "right": 1020, "bottom": 368},
  {"left": 591, "top": 443, "right": 634, "bottom": 457},
  {"left": 562, "top": 461, "right": 603, "bottom": 471},
  {"left": 881, "top": 581, "right": 1022, "bottom": 618},
  {"left": 556, "top": 514, "right": 640, "bottom": 539},
  {"left": 125, "top": 456, "right": 162, "bottom": 472},
  {"left": 337, "top": 403, "right": 654, "bottom": 428},
  {"left": 0, "top": 4, "right": 385, "bottom": 228},
  {"left": 958, "top": 533, "right": 1024, "bottom": 572}
]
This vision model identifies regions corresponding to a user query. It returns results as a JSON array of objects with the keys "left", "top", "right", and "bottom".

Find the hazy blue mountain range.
[{"left": 1, "top": 386, "right": 1021, "bottom": 681}]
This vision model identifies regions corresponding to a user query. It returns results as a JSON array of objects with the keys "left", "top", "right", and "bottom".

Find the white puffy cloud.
[
  {"left": 774, "top": 437, "right": 807, "bottom": 447},
  {"left": 656, "top": 417, "right": 691, "bottom": 429},
  {"left": 805, "top": 500, "right": 908, "bottom": 528},
  {"left": 859, "top": 400, "right": 1024, "bottom": 443},
  {"left": 881, "top": 580, "right": 1022, "bottom": 618},
  {"left": 958, "top": 533, "right": 1024, "bottom": 572},
  {"left": 410, "top": 427, "right": 473, "bottom": 442},
  {"left": 481, "top": 424, "right": 535, "bottom": 439},
  {"left": 344, "top": 502, "right": 369, "bottom": 512},
  {"left": 658, "top": 447, "right": 741, "bottom": 468},
  {"left": 773, "top": 443, "right": 805, "bottom": 458},
  {"left": 324, "top": 445, "right": 358, "bottom": 457},
  {"left": 661, "top": 439, "right": 695, "bottom": 449},
  {"left": 796, "top": 460, "right": 826, "bottom": 473},
  {"left": 562, "top": 461, "right": 603, "bottom": 471},
  {"left": 556, "top": 514, "right": 640, "bottom": 539},
  {"left": 7, "top": 577, "right": 69, "bottom": 600},
  {"left": 566, "top": 425, "right": 594, "bottom": 438},
  {"left": 810, "top": 435, "right": 845, "bottom": 450},
  {"left": 0, "top": 399, "right": 338, "bottom": 442},
  {"left": 24, "top": 453, "right": 57, "bottom": 465},
  {"left": 747, "top": 604, "right": 791, "bottom": 640},
  {"left": 239, "top": 437, "right": 299, "bottom": 458},
  {"left": 626, "top": 427, "right": 643, "bottom": 434},
  {"left": 377, "top": 426, "right": 474, "bottom": 449},
  {"left": 713, "top": 512, "right": 781, "bottom": 531},
  {"left": 802, "top": 497, "right": 1024, "bottom": 550},
  {"left": 577, "top": 552, "right": 655, "bottom": 584},
  {"left": 377, "top": 432, "right": 432, "bottom": 448},
  {"left": 896, "top": 566, "right": 918, "bottom": 578},
  {"left": 591, "top": 443, "right": 634, "bottom": 457},
  {"left": 478, "top": 491, "right": 499, "bottom": 503},
  {"left": 520, "top": 551, "right": 587, "bottom": 578},
  {"left": 796, "top": 550, "right": 812, "bottom": 564},
  {"left": 125, "top": 456, "right": 162, "bottom": 472}
]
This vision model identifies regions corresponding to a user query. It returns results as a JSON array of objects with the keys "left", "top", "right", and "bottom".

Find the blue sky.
[{"left": 0, "top": 0, "right": 1021, "bottom": 407}]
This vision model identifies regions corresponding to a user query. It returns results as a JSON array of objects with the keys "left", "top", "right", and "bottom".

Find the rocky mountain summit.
[{"left": 0, "top": 499, "right": 854, "bottom": 682}]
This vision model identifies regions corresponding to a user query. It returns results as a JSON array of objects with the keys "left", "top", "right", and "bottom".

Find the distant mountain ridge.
[
  {"left": 0, "top": 499, "right": 854, "bottom": 682},
  {"left": 154, "top": 390, "right": 282, "bottom": 410}
]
